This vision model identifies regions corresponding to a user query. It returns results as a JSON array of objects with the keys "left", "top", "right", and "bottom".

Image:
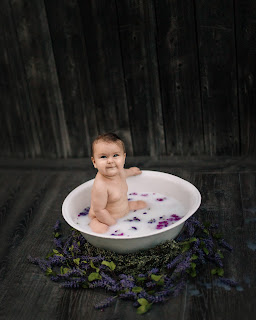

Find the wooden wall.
[{"left": 0, "top": 0, "right": 255, "bottom": 158}]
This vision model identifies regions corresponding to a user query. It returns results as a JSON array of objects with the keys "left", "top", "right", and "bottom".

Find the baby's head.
[
  {"left": 91, "top": 133, "right": 126, "bottom": 174},
  {"left": 91, "top": 132, "right": 126, "bottom": 157}
]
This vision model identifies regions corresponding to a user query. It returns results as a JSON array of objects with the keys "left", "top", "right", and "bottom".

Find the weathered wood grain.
[
  {"left": 184, "top": 172, "right": 256, "bottom": 319},
  {"left": 78, "top": 0, "right": 133, "bottom": 155},
  {"left": 235, "top": 0, "right": 256, "bottom": 155},
  {"left": 238, "top": 172, "right": 256, "bottom": 318},
  {"left": 10, "top": 0, "right": 71, "bottom": 158},
  {"left": 1, "top": 0, "right": 256, "bottom": 158},
  {"left": 1, "top": 156, "right": 256, "bottom": 173},
  {"left": 195, "top": 0, "right": 240, "bottom": 156},
  {"left": 44, "top": 0, "right": 98, "bottom": 157},
  {"left": 116, "top": 0, "right": 165, "bottom": 156},
  {"left": 0, "top": 0, "right": 40, "bottom": 158},
  {"left": 155, "top": 0, "right": 204, "bottom": 156}
]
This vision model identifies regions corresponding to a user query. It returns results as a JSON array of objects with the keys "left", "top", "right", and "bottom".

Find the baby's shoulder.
[{"left": 92, "top": 175, "right": 108, "bottom": 192}]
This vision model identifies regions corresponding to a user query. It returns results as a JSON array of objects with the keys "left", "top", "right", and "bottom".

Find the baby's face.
[{"left": 91, "top": 140, "right": 126, "bottom": 177}]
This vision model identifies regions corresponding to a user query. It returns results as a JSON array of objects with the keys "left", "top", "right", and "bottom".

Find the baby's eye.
[
  {"left": 113, "top": 154, "right": 119, "bottom": 157},
  {"left": 100, "top": 155, "right": 107, "bottom": 159}
]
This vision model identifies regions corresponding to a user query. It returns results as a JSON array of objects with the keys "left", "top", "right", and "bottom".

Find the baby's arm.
[
  {"left": 91, "top": 183, "right": 116, "bottom": 226},
  {"left": 124, "top": 167, "right": 142, "bottom": 178}
]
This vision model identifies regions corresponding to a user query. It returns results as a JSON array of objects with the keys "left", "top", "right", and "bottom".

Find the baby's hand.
[{"left": 129, "top": 167, "right": 142, "bottom": 176}]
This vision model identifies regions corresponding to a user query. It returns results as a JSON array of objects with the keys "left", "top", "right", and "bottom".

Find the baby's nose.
[{"left": 107, "top": 157, "right": 113, "bottom": 163}]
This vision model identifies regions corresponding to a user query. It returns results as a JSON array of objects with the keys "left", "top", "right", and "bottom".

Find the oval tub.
[{"left": 62, "top": 170, "right": 201, "bottom": 253}]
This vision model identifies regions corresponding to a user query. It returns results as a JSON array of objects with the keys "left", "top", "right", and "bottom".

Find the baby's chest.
[{"left": 108, "top": 181, "right": 128, "bottom": 202}]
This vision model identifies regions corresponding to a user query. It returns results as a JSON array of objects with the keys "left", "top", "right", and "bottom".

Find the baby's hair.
[{"left": 91, "top": 132, "right": 126, "bottom": 156}]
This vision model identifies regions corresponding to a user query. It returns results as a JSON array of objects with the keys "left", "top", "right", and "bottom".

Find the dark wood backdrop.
[{"left": 1, "top": 0, "right": 255, "bottom": 158}]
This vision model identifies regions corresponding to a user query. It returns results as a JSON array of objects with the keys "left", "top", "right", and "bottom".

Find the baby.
[{"left": 89, "top": 133, "right": 147, "bottom": 233}]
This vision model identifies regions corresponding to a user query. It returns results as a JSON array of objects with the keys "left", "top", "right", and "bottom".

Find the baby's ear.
[{"left": 91, "top": 157, "right": 97, "bottom": 168}]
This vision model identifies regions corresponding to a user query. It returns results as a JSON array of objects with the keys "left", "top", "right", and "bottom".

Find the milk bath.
[{"left": 74, "top": 192, "right": 186, "bottom": 237}]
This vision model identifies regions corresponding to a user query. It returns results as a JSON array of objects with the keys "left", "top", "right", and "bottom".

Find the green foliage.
[
  {"left": 102, "top": 260, "right": 116, "bottom": 271},
  {"left": 88, "top": 272, "right": 102, "bottom": 282},
  {"left": 73, "top": 258, "right": 80, "bottom": 266},
  {"left": 137, "top": 298, "right": 152, "bottom": 314}
]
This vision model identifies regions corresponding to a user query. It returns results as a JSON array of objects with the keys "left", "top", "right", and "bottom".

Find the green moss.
[{"left": 82, "top": 239, "right": 181, "bottom": 276}]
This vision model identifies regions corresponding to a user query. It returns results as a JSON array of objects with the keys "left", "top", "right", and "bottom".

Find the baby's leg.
[
  {"left": 128, "top": 200, "right": 147, "bottom": 211},
  {"left": 89, "top": 218, "right": 109, "bottom": 234}
]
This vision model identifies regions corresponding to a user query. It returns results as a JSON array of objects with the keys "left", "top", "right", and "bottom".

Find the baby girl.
[{"left": 89, "top": 133, "right": 147, "bottom": 233}]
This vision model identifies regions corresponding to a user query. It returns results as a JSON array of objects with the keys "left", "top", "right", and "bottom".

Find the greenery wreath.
[{"left": 28, "top": 217, "right": 238, "bottom": 314}]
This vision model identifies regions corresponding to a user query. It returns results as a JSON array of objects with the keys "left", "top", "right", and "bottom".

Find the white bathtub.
[{"left": 62, "top": 170, "right": 201, "bottom": 253}]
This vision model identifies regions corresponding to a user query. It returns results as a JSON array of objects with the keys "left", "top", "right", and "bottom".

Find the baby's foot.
[
  {"left": 89, "top": 218, "right": 109, "bottom": 234},
  {"left": 128, "top": 200, "right": 147, "bottom": 211}
]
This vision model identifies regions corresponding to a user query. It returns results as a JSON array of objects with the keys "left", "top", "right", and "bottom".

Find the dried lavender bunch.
[{"left": 28, "top": 217, "right": 238, "bottom": 315}]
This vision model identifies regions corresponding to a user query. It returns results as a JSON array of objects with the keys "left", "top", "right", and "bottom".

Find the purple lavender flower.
[
  {"left": 148, "top": 218, "right": 156, "bottom": 224},
  {"left": 119, "top": 291, "right": 137, "bottom": 299},
  {"left": 167, "top": 254, "right": 183, "bottom": 269},
  {"left": 148, "top": 268, "right": 159, "bottom": 275},
  {"left": 131, "top": 227, "right": 137, "bottom": 230},
  {"left": 62, "top": 279, "right": 83, "bottom": 288},
  {"left": 148, "top": 293, "right": 168, "bottom": 303},
  {"left": 208, "top": 253, "right": 223, "bottom": 267},
  {"left": 204, "top": 238, "right": 214, "bottom": 254},
  {"left": 174, "top": 253, "right": 192, "bottom": 274},
  {"left": 94, "top": 296, "right": 117, "bottom": 309},
  {"left": 173, "top": 280, "right": 186, "bottom": 297},
  {"left": 141, "top": 194, "right": 148, "bottom": 196},
  {"left": 50, "top": 275, "right": 60, "bottom": 282},
  {"left": 146, "top": 281, "right": 157, "bottom": 288},
  {"left": 53, "top": 238, "right": 62, "bottom": 248},
  {"left": 119, "top": 274, "right": 135, "bottom": 289},
  {"left": 53, "top": 220, "right": 61, "bottom": 231},
  {"left": 129, "top": 192, "right": 138, "bottom": 195},
  {"left": 219, "top": 278, "right": 238, "bottom": 287},
  {"left": 219, "top": 239, "right": 233, "bottom": 251}
]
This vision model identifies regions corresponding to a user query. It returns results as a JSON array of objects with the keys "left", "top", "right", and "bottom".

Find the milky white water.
[{"left": 74, "top": 192, "right": 186, "bottom": 237}]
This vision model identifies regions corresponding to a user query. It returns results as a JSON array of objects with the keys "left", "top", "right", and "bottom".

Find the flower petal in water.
[{"left": 78, "top": 207, "right": 90, "bottom": 216}]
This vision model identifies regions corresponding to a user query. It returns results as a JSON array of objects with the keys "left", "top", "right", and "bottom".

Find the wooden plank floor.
[{"left": 0, "top": 157, "right": 255, "bottom": 320}]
